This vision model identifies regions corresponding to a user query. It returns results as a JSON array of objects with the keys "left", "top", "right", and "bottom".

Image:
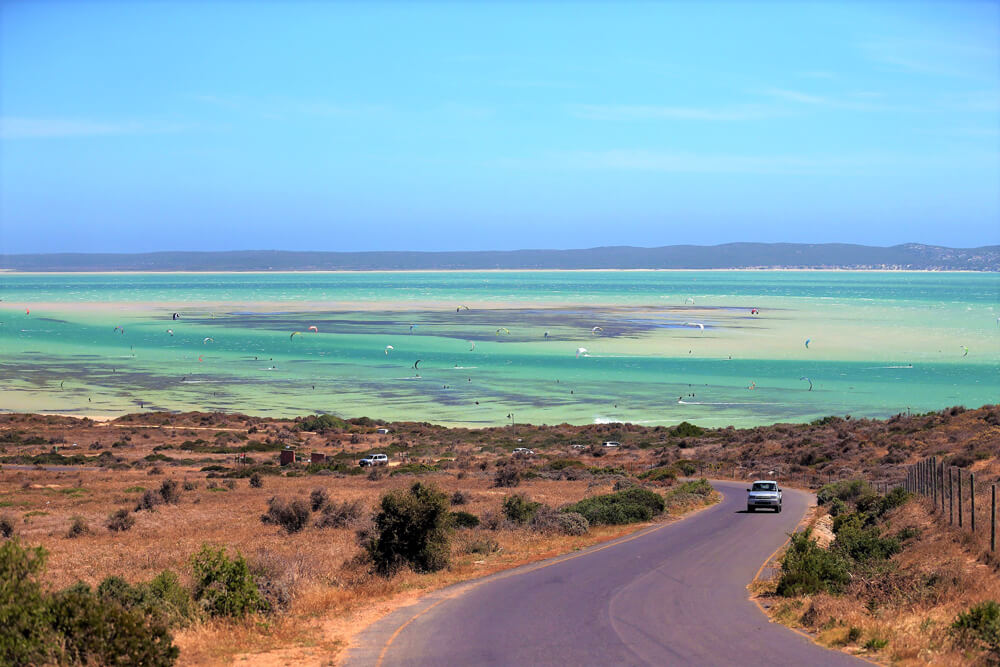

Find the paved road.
[{"left": 346, "top": 481, "right": 863, "bottom": 666}]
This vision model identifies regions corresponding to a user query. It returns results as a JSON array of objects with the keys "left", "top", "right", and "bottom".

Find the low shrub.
[
  {"left": 0, "top": 514, "right": 15, "bottom": 538},
  {"left": 390, "top": 463, "right": 439, "bottom": 476},
  {"left": 449, "top": 511, "right": 480, "bottom": 529},
  {"left": 953, "top": 600, "right": 1000, "bottom": 654},
  {"left": 315, "top": 499, "right": 363, "bottom": 529},
  {"left": 493, "top": 463, "right": 520, "bottom": 488},
  {"left": 182, "top": 481, "right": 197, "bottom": 491},
  {"left": 260, "top": 497, "right": 311, "bottom": 534},
  {"left": 107, "top": 509, "right": 135, "bottom": 532},
  {"left": 66, "top": 517, "right": 89, "bottom": 539},
  {"left": 159, "top": 479, "right": 180, "bottom": 504},
  {"left": 461, "top": 536, "right": 501, "bottom": 555},
  {"left": 136, "top": 489, "right": 162, "bottom": 512},
  {"left": 450, "top": 490, "right": 469, "bottom": 505},
  {"left": 502, "top": 494, "right": 542, "bottom": 524},
  {"left": 863, "top": 637, "right": 888, "bottom": 650},
  {"left": 310, "top": 488, "right": 329, "bottom": 511},
  {"left": 363, "top": 482, "right": 452, "bottom": 575},
  {"left": 530, "top": 506, "right": 589, "bottom": 535},
  {"left": 190, "top": 545, "right": 267, "bottom": 617},
  {"left": 564, "top": 487, "right": 665, "bottom": 526},
  {"left": 249, "top": 473, "right": 263, "bottom": 488},
  {"left": 671, "top": 421, "right": 704, "bottom": 438},
  {"left": 776, "top": 530, "right": 850, "bottom": 596},
  {"left": 638, "top": 466, "right": 677, "bottom": 484},
  {"left": 817, "top": 479, "right": 870, "bottom": 506}
]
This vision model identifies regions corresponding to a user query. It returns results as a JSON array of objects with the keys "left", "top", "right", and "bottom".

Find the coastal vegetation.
[{"left": 0, "top": 404, "right": 995, "bottom": 663}]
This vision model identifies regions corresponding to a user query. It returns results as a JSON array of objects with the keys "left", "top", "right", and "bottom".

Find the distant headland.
[{"left": 2, "top": 242, "right": 998, "bottom": 272}]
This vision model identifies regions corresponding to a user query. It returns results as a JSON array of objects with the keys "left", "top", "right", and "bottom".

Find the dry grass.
[{"left": 0, "top": 412, "right": 719, "bottom": 665}]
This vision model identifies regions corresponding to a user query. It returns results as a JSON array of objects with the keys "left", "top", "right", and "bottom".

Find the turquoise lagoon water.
[{"left": 1, "top": 271, "right": 997, "bottom": 427}]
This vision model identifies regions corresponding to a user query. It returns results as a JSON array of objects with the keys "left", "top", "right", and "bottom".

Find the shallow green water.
[{"left": 1, "top": 271, "right": 997, "bottom": 426}]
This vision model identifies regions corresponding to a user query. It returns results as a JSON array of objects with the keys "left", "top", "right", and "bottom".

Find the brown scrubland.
[{"left": 0, "top": 404, "right": 997, "bottom": 664}]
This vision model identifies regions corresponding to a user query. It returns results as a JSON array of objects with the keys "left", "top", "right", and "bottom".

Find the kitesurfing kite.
[
  {"left": 591, "top": 326, "right": 604, "bottom": 335},
  {"left": 805, "top": 339, "right": 811, "bottom": 349},
  {"left": 308, "top": 326, "right": 319, "bottom": 333},
  {"left": 290, "top": 331, "right": 303, "bottom": 340},
  {"left": 684, "top": 322, "right": 705, "bottom": 332},
  {"left": 961, "top": 345, "right": 969, "bottom": 357},
  {"left": 384, "top": 345, "right": 394, "bottom": 355},
  {"left": 685, "top": 297, "right": 695, "bottom": 304},
  {"left": 172, "top": 312, "right": 180, "bottom": 320},
  {"left": 575, "top": 347, "right": 588, "bottom": 358},
  {"left": 413, "top": 359, "right": 422, "bottom": 370},
  {"left": 800, "top": 376, "right": 813, "bottom": 391},
  {"left": 203, "top": 337, "right": 214, "bottom": 344},
  {"left": 456, "top": 305, "right": 470, "bottom": 312},
  {"left": 166, "top": 329, "right": 174, "bottom": 336},
  {"left": 496, "top": 327, "right": 510, "bottom": 336},
  {"left": 468, "top": 341, "right": 475, "bottom": 351}
]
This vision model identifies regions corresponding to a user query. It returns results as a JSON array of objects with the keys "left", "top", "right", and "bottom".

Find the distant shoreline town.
[{"left": 2, "top": 242, "right": 998, "bottom": 272}]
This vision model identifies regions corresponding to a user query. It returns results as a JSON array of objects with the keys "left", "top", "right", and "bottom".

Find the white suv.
[
  {"left": 359, "top": 453, "right": 389, "bottom": 467},
  {"left": 512, "top": 447, "right": 534, "bottom": 457}
]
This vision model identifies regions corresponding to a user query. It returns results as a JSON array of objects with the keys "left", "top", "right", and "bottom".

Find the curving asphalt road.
[{"left": 346, "top": 481, "right": 863, "bottom": 666}]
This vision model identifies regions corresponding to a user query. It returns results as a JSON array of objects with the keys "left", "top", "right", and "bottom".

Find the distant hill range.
[{"left": 2, "top": 243, "right": 998, "bottom": 271}]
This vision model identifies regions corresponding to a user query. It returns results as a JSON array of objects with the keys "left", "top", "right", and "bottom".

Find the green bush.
[
  {"left": 776, "top": 530, "right": 850, "bottom": 596},
  {"left": 638, "top": 466, "right": 677, "bottom": 483},
  {"left": 298, "top": 414, "right": 348, "bottom": 432},
  {"left": 364, "top": 482, "right": 452, "bottom": 575},
  {"left": 674, "top": 459, "right": 698, "bottom": 476},
  {"left": 449, "top": 511, "right": 480, "bottom": 529},
  {"left": 48, "top": 583, "right": 178, "bottom": 666},
  {"left": 953, "top": 601, "right": 1000, "bottom": 653},
  {"left": 0, "top": 539, "right": 53, "bottom": 665},
  {"left": 832, "top": 513, "right": 900, "bottom": 563},
  {"left": 248, "top": 472, "right": 263, "bottom": 488},
  {"left": 0, "top": 539, "right": 180, "bottom": 666},
  {"left": 190, "top": 545, "right": 267, "bottom": 618},
  {"left": 669, "top": 478, "right": 714, "bottom": 498},
  {"left": 389, "top": 463, "right": 439, "bottom": 476},
  {"left": 546, "top": 459, "right": 585, "bottom": 471},
  {"left": 817, "top": 479, "right": 870, "bottom": 506},
  {"left": 671, "top": 421, "right": 704, "bottom": 438},
  {"left": 863, "top": 637, "right": 888, "bottom": 650},
  {"left": 563, "top": 487, "right": 665, "bottom": 526},
  {"left": 502, "top": 494, "right": 542, "bottom": 524},
  {"left": 96, "top": 571, "right": 195, "bottom": 628},
  {"left": 260, "top": 497, "right": 311, "bottom": 533}
]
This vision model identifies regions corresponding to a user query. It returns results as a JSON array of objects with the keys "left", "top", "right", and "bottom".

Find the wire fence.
[{"left": 896, "top": 456, "right": 996, "bottom": 554}]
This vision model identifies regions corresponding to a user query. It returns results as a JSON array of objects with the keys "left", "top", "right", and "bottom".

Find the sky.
[{"left": 1, "top": 1, "right": 998, "bottom": 254}]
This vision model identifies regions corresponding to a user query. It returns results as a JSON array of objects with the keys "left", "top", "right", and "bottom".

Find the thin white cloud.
[
  {"left": 570, "top": 104, "right": 781, "bottom": 121},
  {"left": 492, "top": 149, "right": 999, "bottom": 174},
  {"left": 860, "top": 39, "right": 999, "bottom": 80},
  {"left": 0, "top": 117, "right": 186, "bottom": 139}
]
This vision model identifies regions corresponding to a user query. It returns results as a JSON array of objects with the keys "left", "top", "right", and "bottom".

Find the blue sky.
[{"left": 1, "top": 1, "right": 998, "bottom": 253}]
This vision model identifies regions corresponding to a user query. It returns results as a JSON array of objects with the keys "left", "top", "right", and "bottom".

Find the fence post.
[
  {"left": 992, "top": 485, "right": 996, "bottom": 553},
  {"left": 949, "top": 467, "right": 954, "bottom": 525},
  {"left": 971, "top": 472, "right": 976, "bottom": 534},
  {"left": 940, "top": 463, "right": 946, "bottom": 513},
  {"left": 959, "top": 469, "right": 964, "bottom": 528},
  {"left": 932, "top": 457, "right": 937, "bottom": 510}
]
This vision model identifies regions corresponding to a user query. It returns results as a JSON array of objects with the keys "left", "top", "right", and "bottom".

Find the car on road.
[
  {"left": 359, "top": 453, "right": 389, "bottom": 467},
  {"left": 602, "top": 441, "right": 621, "bottom": 448},
  {"left": 512, "top": 447, "right": 535, "bottom": 457},
  {"left": 746, "top": 480, "right": 782, "bottom": 512}
]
